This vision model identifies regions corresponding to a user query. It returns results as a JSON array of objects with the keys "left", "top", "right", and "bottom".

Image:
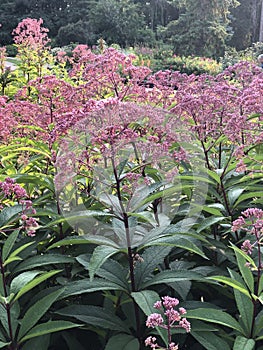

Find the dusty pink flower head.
[
  {"left": 241, "top": 239, "right": 253, "bottom": 255},
  {"left": 146, "top": 313, "right": 164, "bottom": 328}
]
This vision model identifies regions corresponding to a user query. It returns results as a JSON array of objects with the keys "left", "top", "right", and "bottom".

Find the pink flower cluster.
[
  {"left": 0, "top": 177, "right": 27, "bottom": 200},
  {"left": 0, "top": 178, "right": 38, "bottom": 236},
  {"left": 145, "top": 297, "right": 190, "bottom": 349},
  {"left": 232, "top": 207, "right": 263, "bottom": 255}
]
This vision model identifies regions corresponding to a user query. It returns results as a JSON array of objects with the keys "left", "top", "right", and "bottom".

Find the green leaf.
[
  {"left": 191, "top": 331, "right": 231, "bottom": 350},
  {"left": 131, "top": 290, "right": 167, "bottom": 345},
  {"left": 89, "top": 245, "right": 119, "bottom": 281},
  {"left": 2, "top": 229, "right": 20, "bottom": 262},
  {"left": 186, "top": 308, "right": 243, "bottom": 333},
  {"left": 233, "top": 336, "right": 255, "bottom": 350},
  {"left": 10, "top": 271, "right": 41, "bottom": 295},
  {"left": 0, "top": 341, "right": 10, "bottom": 349},
  {"left": 48, "top": 235, "right": 120, "bottom": 250},
  {"left": 44, "top": 210, "right": 113, "bottom": 228},
  {"left": 235, "top": 251, "right": 254, "bottom": 294},
  {"left": 18, "top": 321, "right": 81, "bottom": 343},
  {"left": 77, "top": 255, "right": 129, "bottom": 290},
  {"left": 228, "top": 270, "right": 253, "bottom": 337},
  {"left": 60, "top": 279, "right": 126, "bottom": 299},
  {"left": 18, "top": 289, "right": 64, "bottom": 340},
  {"left": 14, "top": 254, "right": 74, "bottom": 273},
  {"left": 144, "top": 235, "right": 207, "bottom": 258},
  {"left": 234, "top": 191, "right": 263, "bottom": 207},
  {"left": 134, "top": 246, "right": 172, "bottom": 289},
  {"left": 14, "top": 270, "right": 62, "bottom": 301},
  {"left": 230, "top": 244, "right": 257, "bottom": 273},
  {"left": 56, "top": 305, "right": 130, "bottom": 333},
  {"left": 207, "top": 275, "right": 252, "bottom": 298},
  {"left": 228, "top": 188, "right": 245, "bottom": 207},
  {"left": 197, "top": 216, "right": 226, "bottom": 233},
  {"left": 105, "top": 334, "right": 140, "bottom": 350},
  {"left": 0, "top": 205, "right": 23, "bottom": 227},
  {"left": 5, "top": 242, "right": 35, "bottom": 266},
  {"left": 21, "top": 334, "right": 50, "bottom": 350},
  {"left": 141, "top": 270, "right": 205, "bottom": 289}
]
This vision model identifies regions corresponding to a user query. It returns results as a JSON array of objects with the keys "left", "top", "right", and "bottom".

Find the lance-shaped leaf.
[
  {"left": 233, "top": 336, "right": 255, "bottom": 350},
  {"left": 13, "top": 270, "right": 62, "bottom": 301},
  {"left": 186, "top": 308, "right": 243, "bottom": 333},
  {"left": 18, "top": 288, "right": 64, "bottom": 340},
  {"left": 88, "top": 245, "right": 119, "bottom": 281},
  {"left": 18, "top": 320, "right": 81, "bottom": 343}
]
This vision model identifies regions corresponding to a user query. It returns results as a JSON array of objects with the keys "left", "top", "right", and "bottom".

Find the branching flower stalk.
[
  {"left": 232, "top": 208, "right": 263, "bottom": 337},
  {"left": 145, "top": 297, "right": 191, "bottom": 349}
]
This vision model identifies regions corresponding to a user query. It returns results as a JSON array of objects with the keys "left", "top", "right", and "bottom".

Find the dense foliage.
[
  {"left": 0, "top": 0, "right": 263, "bottom": 57},
  {"left": 0, "top": 18, "right": 262, "bottom": 350}
]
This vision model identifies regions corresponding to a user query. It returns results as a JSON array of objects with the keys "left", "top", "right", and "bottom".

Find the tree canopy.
[{"left": 0, "top": 0, "right": 262, "bottom": 57}]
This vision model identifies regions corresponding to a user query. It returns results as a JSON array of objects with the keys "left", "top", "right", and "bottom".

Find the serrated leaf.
[
  {"left": 228, "top": 270, "right": 253, "bottom": 337},
  {"left": 89, "top": 245, "right": 119, "bottom": 281},
  {"left": 10, "top": 271, "right": 41, "bottom": 295},
  {"left": 234, "top": 248, "right": 254, "bottom": 293},
  {"left": 59, "top": 279, "right": 126, "bottom": 299},
  {"left": 18, "top": 321, "right": 81, "bottom": 343},
  {"left": 48, "top": 235, "right": 119, "bottom": 250},
  {"left": 134, "top": 246, "right": 172, "bottom": 289},
  {"left": 56, "top": 305, "right": 129, "bottom": 333},
  {"left": 14, "top": 270, "right": 61, "bottom": 301},
  {"left": 207, "top": 275, "right": 252, "bottom": 298},
  {"left": 14, "top": 254, "right": 74, "bottom": 273},
  {"left": 2, "top": 229, "right": 20, "bottom": 262},
  {"left": 186, "top": 308, "right": 243, "bottom": 332},
  {"left": 197, "top": 216, "right": 226, "bottom": 233},
  {"left": 228, "top": 188, "right": 245, "bottom": 206},
  {"left": 191, "top": 331, "right": 231, "bottom": 350},
  {"left": 18, "top": 289, "right": 64, "bottom": 340},
  {"left": 105, "top": 334, "right": 139, "bottom": 350}
]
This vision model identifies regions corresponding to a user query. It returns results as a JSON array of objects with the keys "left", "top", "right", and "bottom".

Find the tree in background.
[
  {"left": 158, "top": 0, "right": 240, "bottom": 57},
  {"left": 229, "top": 0, "right": 262, "bottom": 50}
]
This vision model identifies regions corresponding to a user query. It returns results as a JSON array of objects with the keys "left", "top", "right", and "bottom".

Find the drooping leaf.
[
  {"left": 227, "top": 188, "right": 245, "bottom": 207},
  {"left": 207, "top": 274, "right": 252, "bottom": 298},
  {"left": 10, "top": 271, "right": 42, "bottom": 295},
  {"left": 4, "top": 242, "right": 35, "bottom": 266},
  {"left": 134, "top": 246, "right": 172, "bottom": 289},
  {"left": 18, "top": 321, "right": 81, "bottom": 343},
  {"left": 18, "top": 289, "right": 64, "bottom": 340},
  {"left": 2, "top": 229, "right": 20, "bottom": 262},
  {"left": 186, "top": 308, "right": 243, "bottom": 333},
  {"left": 196, "top": 216, "right": 226, "bottom": 233},
  {"left": 44, "top": 210, "right": 113, "bottom": 228},
  {"left": 89, "top": 245, "right": 119, "bottom": 281},
  {"left": 56, "top": 305, "right": 130, "bottom": 333},
  {"left": 59, "top": 278, "right": 126, "bottom": 299},
  {"left": 48, "top": 235, "right": 120, "bottom": 250},
  {"left": 14, "top": 270, "right": 62, "bottom": 301},
  {"left": 14, "top": 254, "right": 74, "bottom": 273}
]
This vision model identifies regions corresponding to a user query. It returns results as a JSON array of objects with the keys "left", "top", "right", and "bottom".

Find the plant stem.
[{"left": 111, "top": 155, "right": 142, "bottom": 343}]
